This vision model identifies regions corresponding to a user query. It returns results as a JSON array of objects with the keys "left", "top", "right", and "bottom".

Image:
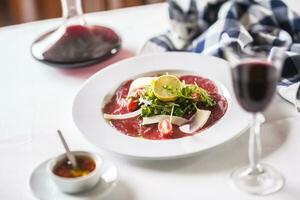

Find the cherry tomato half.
[
  {"left": 158, "top": 119, "right": 173, "bottom": 137},
  {"left": 127, "top": 98, "right": 138, "bottom": 112}
]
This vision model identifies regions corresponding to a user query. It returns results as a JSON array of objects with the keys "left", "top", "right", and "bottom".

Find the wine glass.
[
  {"left": 31, "top": 0, "right": 121, "bottom": 68},
  {"left": 223, "top": 38, "right": 286, "bottom": 195}
]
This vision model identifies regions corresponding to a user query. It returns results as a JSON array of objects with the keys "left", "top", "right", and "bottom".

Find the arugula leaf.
[
  {"left": 139, "top": 81, "right": 216, "bottom": 118},
  {"left": 179, "top": 84, "right": 216, "bottom": 107}
]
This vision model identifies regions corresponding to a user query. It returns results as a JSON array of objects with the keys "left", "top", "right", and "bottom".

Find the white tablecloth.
[{"left": 0, "top": 2, "right": 300, "bottom": 200}]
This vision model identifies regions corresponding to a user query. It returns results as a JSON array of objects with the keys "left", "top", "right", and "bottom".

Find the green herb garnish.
[{"left": 139, "top": 81, "right": 216, "bottom": 118}]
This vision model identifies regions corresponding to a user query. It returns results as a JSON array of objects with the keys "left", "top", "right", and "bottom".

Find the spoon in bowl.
[{"left": 57, "top": 130, "right": 77, "bottom": 169}]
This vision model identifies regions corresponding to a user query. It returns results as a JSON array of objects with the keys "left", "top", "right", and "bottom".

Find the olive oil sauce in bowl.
[{"left": 47, "top": 151, "right": 102, "bottom": 194}]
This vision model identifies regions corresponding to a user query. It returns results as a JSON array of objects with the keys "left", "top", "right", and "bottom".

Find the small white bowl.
[{"left": 47, "top": 151, "right": 102, "bottom": 194}]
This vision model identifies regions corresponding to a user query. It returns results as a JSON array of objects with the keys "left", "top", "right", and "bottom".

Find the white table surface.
[{"left": 1, "top": 2, "right": 300, "bottom": 200}]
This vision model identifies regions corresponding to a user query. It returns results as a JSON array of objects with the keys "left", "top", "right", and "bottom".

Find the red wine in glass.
[
  {"left": 231, "top": 61, "right": 277, "bottom": 112},
  {"left": 31, "top": 0, "right": 121, "bottom": 68},
  {"left": 223, "top": 37, "right": 286, "bottom": 195}
]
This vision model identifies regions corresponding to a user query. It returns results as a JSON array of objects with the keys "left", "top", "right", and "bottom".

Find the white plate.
[
  {"left": 72, "top": 52, "right": 250, "bottom": 160},
  {"left": 29, "top": 156, "right": 118, "bottom": 200}
]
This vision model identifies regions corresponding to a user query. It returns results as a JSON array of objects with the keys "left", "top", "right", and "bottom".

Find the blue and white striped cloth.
[{"left": 141, "top": 0, "right": 300, "bottom": 104}]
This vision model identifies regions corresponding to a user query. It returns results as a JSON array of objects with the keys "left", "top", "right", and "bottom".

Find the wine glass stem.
[
  {"left": 61, "top": 0, "right": 85, "bottom": 24},
  {"left": 248, "top": 113, "right": 262, "bottom": 172}
]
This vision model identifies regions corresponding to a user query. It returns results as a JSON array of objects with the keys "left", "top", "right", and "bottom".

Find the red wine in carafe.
[{"left": 31, "top": 25, "right": 120, "bottom": 67}]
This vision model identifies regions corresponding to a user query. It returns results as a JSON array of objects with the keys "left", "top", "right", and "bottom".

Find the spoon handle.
[{"left": 57, "top": 130, "right": 78, "bottom": 168}]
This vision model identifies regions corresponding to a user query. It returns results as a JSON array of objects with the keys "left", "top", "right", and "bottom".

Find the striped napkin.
[{"left": 141, "top": 0, "right": 300, "bottom": 104}]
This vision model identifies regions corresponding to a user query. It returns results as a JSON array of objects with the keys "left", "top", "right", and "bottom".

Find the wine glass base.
[{"left": 230, "top": 164, "right": 284, "bottom": 195}]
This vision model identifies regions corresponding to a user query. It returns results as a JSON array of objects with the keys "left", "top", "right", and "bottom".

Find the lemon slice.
[{"left": 152, "top": 75, "right": 182, "bottom": 102}]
